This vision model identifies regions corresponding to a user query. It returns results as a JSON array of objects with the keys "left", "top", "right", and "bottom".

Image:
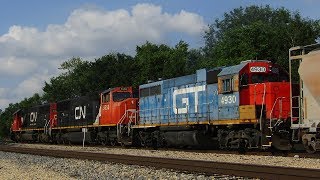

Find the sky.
[{"left": 0, "top": 0, "right": 319, "bottom": 109}]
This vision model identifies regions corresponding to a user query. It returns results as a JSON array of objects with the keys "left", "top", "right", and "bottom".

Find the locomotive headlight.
[{"left": 131, "top": 100, "right": 134, "bottom": 104}]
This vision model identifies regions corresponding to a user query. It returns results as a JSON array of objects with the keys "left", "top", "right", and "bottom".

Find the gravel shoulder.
[
  {"left": 8, "top": 143, "right": 320, "bottom": 169},
  {"left": 0, "top": 146, "right": 242, "bottom": 180}
]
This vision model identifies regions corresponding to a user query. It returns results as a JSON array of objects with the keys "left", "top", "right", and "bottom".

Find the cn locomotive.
[{"left": 10, "top": 44, "right": 320, "bottom": 153}]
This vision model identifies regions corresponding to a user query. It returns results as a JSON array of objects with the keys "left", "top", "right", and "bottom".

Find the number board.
[
  {"left": 218, "top": 93, "right": 239, "bottom": 107},
  {"left": 250, "top": 66, "right": 266, "bottom": 73}
]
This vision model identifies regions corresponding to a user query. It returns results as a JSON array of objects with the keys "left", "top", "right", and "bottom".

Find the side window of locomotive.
[
  {"left": 279, "top": 74, "right": 289, "bottom": 82},
  {"left": 251, "top": 74, "right": 265, "bottom": 83},
  {"left": 113, "top": 92, "right": 131, "bottom": 102},
  {"left": 102, "top": 93, "right": 110, "bottom": 103},
  {"left": 268, "top": 74, "right": 278, "bottom": 82},
  {"left": 140, "top": 85, "right": 161, "bottom": 97},
  {"left": 240, "top": 73, "right": 248, "bottom": 86},
  {"left": 149, "top": 85, "right": 161, "bottom": 96},
  {"left": 140, "top": 88, "right": 149, "bottom": 97},
  {"left": 222, "top": 78, "right": 234, "bottom": 93},
  {"left": 279, "top": 69, "right": 289, "bottom": 82}
]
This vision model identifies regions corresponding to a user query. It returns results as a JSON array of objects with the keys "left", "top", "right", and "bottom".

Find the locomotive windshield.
[
  {"left": 113, "top": 92, "right": 131, "bottom": 102},
  {"left": 251, "top": 73, "right": 289, "bottom": 83}
]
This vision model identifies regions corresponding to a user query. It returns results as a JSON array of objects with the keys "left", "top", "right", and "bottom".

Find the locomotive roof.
[
  {"left": 139, "top": 80, "right": 163, "bottom": 89},
  {"left": 101, "top": 88, "right": 115, "bottom": 94},
  {"left": 12, "top": 109, "right": 21, "bottom": 115},
  {"left": 218, "top": 62, "right": 248, "bottom": 77}
]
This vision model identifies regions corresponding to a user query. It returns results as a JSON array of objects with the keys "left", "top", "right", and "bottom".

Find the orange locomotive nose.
[{"left": 99, "top": 87, "right": 139, "bottom": 126}]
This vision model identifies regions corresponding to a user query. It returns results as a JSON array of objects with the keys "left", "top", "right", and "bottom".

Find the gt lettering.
[{"left": 173, "top": 85, "right": 206, "bottom": 114}]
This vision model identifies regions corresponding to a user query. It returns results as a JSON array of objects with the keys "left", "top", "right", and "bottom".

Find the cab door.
[{"left": 100, "top": 91, "right": 112, "bottom": 124}]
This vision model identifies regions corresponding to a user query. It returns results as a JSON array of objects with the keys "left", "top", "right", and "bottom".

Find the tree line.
[{"left": 1, "top": 5, "right": 319, "bottom": 137}]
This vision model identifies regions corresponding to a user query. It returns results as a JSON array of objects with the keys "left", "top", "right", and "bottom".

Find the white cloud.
[
  {"left": 0, "top": 3, "right": 206, "bottom": 109},
  {"left": 0, "top": 88, "right": 7, "bottom": 97},
  {"left": 12, "top": 73, "right": 51, "bottom": 98},
  {"left": 0, "top": 56, "right": 38, "bottom": 76}
]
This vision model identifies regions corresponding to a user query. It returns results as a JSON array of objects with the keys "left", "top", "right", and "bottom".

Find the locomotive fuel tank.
[
  {"left": 20, "top": 132, "right": 37, "bottom": 141},
  {"left": 163, "top": 131, "right": 204, "bottom": 147},
  {"left": 160, "top": 126, "right": 216, "bottom": 147},
  {"left": 61, "top": 131, "right": 92, "bottom": 144}
]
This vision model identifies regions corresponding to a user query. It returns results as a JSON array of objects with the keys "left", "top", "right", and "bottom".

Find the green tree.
[
  {"left": 134, "top": 41, "right": 191, "bottom": 85},
  {"left": 0, "top": 93, "right": 43, "bottom": 137},
  {"left": 42, "top": 57, "right": 89, "bottom": 101},
  {"left": 42, "top": 54, "right": 136, "bottom": 102},
  {"left": 203, "top": 5, "right": 320, "bottom": 69}
]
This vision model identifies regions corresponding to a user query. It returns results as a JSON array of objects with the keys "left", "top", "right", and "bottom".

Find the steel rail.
[{"left": 0, "top": 146, "right": 319, "bottom": 180}]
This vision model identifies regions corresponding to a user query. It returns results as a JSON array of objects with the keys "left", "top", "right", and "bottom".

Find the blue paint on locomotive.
[
  {"left": 139, "top": 66, "right": 244, "bottom": 124},
  {"left": 218, "top": 92, "right": 240, "bottom": 119},
  {"left": 215, "top": 62, "right": 247, "bottom": 120}
]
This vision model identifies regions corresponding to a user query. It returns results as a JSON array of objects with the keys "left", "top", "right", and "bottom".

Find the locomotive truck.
[{"left": 10, "top": 44, "right": 320, "bottom": 152}]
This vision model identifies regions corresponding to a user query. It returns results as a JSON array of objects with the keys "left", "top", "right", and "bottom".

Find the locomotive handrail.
[
  {"left": 260, "top": 83, "right": 266, "bottom": 132},
  {"left": 138, "top": 101, "right": 214, "bottom": 125},
  {"left": 44, "top": 119, "right": 50, "bottom": 135},
  {"left": 253, "top": 83, "right": 268, "bottom": 147},
  {"left": 116, "top": 104, "right": 128, "bottom": 141},
  {"left": 252, "top": 83, "right": 266, "bottom": 132},
  {"left": 269, "top": 97, "right": 286, "bottom": 129},
  {"left": 137, "top": 101, "right": 214, "bottom": 112}
]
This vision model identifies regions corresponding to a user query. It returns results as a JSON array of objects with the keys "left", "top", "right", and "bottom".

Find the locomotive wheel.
[
  {"left": 305, "top": 140, "right": 317, "bottom": 154},
  {"left": 16, "top": 134, "right": 21, "bottom": 143},
  {"left": 110, "top": 139, "right": 117, "bottom": 146},
  {"left": 238, "top": 138, "right": 247, "bottom": 154},
  {"left": 101, "top": 139, "right": 107, "bottom": 146},
  {"left": 98, "top": 136, "right": 107, "bottom": 146},
  {"left": 56, "top": 135, "right": 63, "bottom": 144}
]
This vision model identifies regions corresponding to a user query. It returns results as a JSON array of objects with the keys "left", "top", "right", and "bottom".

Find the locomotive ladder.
[
  {"left": 254, "top": 83, "right": 271, "bottom": 148},
  {"left": 116, "top": 109, "right": 138, "bottom": 144},
  {"left": 44, "top": 119, "right": 51, "bottom": 135},
  {"left": 266, "top": 97, "right": 286, "bottom": 147}
]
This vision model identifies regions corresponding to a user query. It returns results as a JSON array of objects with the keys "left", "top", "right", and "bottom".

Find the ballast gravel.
[
  {"left": 9, "top": 143, "right": 320, "bottom": 169},
  {"left": 0, "top": 150, "right": 238, "bottom": 180}
]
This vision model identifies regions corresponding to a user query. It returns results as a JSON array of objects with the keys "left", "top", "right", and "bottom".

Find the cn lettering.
[
  {"left": 30, "top": 112, "right": 37, "bottom": 123},
  {"left": 75, "top": 106, "right": 86, "bottom": 120}
]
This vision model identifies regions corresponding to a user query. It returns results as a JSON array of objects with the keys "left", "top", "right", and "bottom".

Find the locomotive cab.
[
  {"left": 99, "top": 87, "right": 138, "bottom": 125},
  {"left": 236, "top": 60, "right": 291, "bottom": 121},
  {"left": 10, "top": 110, "right": 23, "bottom": 142},
  {"left": 217, "top": 60, "right": 292, "bottom": 150},
  {"left": 11, "top": 109, "right": 23, "bottom": 132}
]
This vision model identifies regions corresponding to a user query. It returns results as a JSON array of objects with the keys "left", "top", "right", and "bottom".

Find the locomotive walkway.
[{"left": 0, "top": 145, "right": 319, "bottom": 179}]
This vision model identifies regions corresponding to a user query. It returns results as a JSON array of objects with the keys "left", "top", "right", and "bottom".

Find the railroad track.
[
  {"left": 0, "top": 145, "right": 319, "bottom": 179},
  {"left": 7, "top": 141, "right": 319, "bottom": 159},
  {"left": 2, "top": 139, "right": 318, "bottom": 158}
]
